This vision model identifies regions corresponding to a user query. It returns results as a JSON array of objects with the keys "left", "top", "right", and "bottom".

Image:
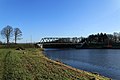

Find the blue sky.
[{"left": 0, "top": 0, "right": 120, "bottom": 43}]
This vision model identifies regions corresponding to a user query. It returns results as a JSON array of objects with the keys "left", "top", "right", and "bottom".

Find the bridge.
[{"left": 37, "top": 37, "right": 86, "bottom": 48}]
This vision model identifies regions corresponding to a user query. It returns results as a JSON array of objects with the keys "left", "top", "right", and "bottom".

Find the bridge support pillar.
[{"left": 37, "top": 44, "right": 43, "bottom": 48}]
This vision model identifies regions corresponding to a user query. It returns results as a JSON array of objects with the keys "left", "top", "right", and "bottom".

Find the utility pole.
[
  {"left": 26, "top": 40, "right": 27, "bottom": 43},
  {"left": 30, "top": 35, "right": 32, "bottom": 44}
]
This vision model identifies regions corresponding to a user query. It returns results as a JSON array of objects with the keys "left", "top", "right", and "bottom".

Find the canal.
[{"left": 44, "top": 49, "right": 120, "bottom": 80}]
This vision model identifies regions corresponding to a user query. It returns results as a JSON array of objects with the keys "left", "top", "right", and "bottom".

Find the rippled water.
[{"left": 44, "top": 49, "right": 120, "bottom": 80}]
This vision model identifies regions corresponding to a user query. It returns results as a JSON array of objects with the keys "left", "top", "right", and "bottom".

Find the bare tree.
[
  {"left": 14, "top": 28, "right": 22, "bottom": 44},
  {"left": 1, "top": 25, "right": 13, "bottom": 44},
  {"left": 113, "top": 32, "right": 119, "bottom": 42}
]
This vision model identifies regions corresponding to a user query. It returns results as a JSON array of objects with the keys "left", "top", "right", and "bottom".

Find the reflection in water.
[{"left": 44, "top": 49, "right": 120, "bottom": 80}]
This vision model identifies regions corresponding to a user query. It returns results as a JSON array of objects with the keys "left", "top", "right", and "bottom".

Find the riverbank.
[
  {"left": 0, "top": 48, "right": 111, "bottom": 80},
  {"left": 79, "top": 42, "right": 120, "bottom": 49}
]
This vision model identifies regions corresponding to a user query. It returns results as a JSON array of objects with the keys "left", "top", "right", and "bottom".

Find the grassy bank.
[{"left": 0, "top": 48, "right": 110, "bottom": 80}]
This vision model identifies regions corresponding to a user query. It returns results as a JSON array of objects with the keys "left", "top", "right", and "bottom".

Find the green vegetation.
[
  {"left": 0, "top": 44, "right": 36, "bottom": 49},
  {"left": 0, "top": 48, "right": 110, "bottom": 80}
]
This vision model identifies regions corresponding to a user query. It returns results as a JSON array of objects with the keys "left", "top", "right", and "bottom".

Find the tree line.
[
  {"left": 1, "top": 25, "right": 22, "bottom": 44},
  {"left": 81, "top": 32, "right": 120, "bottom": 44}
]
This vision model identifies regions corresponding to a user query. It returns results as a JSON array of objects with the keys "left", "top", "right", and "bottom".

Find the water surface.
[{"left": 44, "top": 49, "right": 120, "bottom": 80}]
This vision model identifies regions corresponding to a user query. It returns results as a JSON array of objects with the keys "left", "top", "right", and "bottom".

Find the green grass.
[{"left": 0, "top": 48, "right": 110, "bottom": 80}]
